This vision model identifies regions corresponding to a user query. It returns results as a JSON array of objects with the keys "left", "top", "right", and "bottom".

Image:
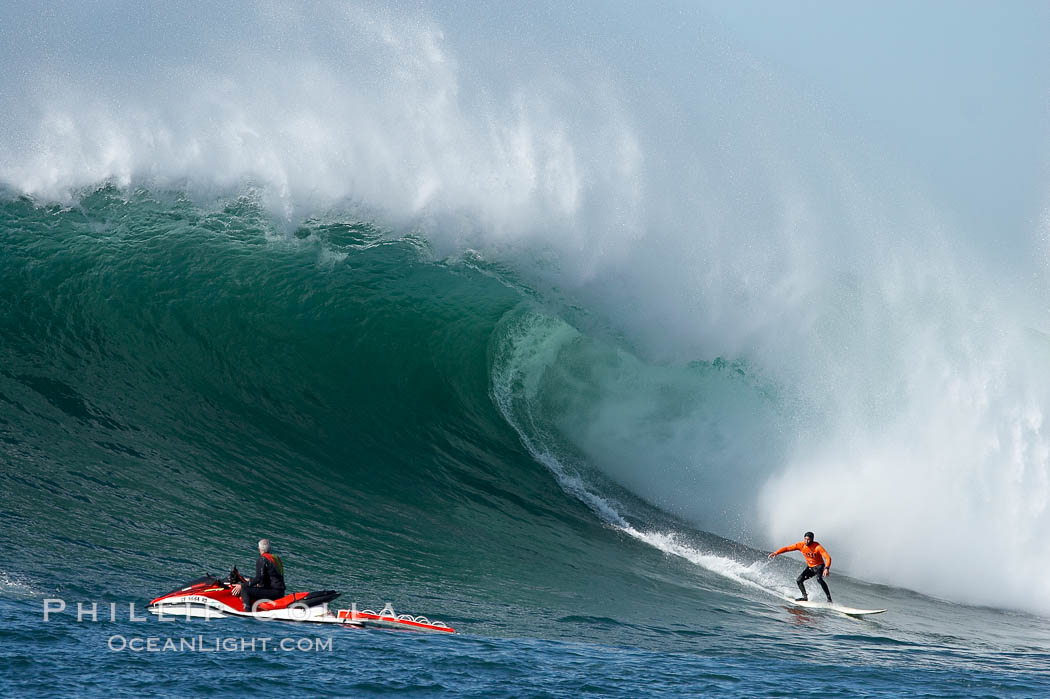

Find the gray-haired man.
[{"left": 231, "top": 538, "right": 286, "bottom": 612}]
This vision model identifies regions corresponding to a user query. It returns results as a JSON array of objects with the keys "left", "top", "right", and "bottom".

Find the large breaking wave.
[{"left": 3, "top": 1, "right": 1050, "bottom": 614}]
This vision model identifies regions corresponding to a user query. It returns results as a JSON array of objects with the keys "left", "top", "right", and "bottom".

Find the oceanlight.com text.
[{"left": 107, "top": 635, "right": 333, "bottom": 652}]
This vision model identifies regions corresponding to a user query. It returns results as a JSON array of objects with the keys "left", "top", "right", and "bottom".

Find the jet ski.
[{"left": 148, "top": 571, "right": 455, "bottom": 633}]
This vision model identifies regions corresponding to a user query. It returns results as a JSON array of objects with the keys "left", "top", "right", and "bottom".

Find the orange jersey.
[{"left": 773, "top": 541, "right": 831, "bottom": 568}]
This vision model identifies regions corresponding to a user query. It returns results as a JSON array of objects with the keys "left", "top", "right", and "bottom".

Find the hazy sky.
[
  {"left": 429, "top": 0, "right": 1050, "bottom": 254},
  {"left": 702, "top": 1, "right": 1050, "bottom": 240}
]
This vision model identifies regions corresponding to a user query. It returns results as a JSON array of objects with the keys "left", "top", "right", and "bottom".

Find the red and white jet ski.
[{"left": 148, "top": 574, "right": 454, "bottom": 633}]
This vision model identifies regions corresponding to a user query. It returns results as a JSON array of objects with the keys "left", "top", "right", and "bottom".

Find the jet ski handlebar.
[{"left": 226, "top": 567, "right": 249, "bottom": 585}]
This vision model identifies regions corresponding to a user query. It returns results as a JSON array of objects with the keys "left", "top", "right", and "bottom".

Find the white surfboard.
[{"left": 786, "top": 598, "right": 887, "bottom": 616}]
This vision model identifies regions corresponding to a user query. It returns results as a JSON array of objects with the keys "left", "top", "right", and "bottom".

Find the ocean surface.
[
  {"left": 1, "top": 190, "right": 1049, "bottom": 696},
  {"left": 3, "top": 2, "right": 1050, "bottom": 696}
]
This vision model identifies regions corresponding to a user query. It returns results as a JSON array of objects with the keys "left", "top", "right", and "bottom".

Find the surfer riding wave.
[{"left": 768, "top": 531, "right": 832, "bottom": 603}]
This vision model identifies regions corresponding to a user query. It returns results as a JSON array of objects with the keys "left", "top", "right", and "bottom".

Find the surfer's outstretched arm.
[{"left": 767, "top": 542, "right": 800, "bottom": 560}]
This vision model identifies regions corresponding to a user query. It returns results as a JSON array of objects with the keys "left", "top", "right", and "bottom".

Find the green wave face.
[{"left": 0, "top": 188, "right": 709, "bottom": 646}]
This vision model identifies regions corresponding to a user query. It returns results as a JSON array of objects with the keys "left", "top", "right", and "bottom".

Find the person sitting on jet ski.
[{"left": 230, "top": 538, "right": 286, "bottom": 612}]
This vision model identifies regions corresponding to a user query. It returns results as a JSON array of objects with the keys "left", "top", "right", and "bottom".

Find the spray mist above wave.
[
  {"left": 3, "top": 2, "right": 1050, "bottom": 614},
  {"left": 0, "top": 1, "right": 643, "bottom": 273}
]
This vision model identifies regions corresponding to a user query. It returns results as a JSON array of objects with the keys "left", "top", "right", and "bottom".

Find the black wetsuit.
[
  {"left": 797, "top": 564, "right": 831, "bottom": 602},
  {"left": 242, "top": 555, "right": 285, "bottom": 611}
]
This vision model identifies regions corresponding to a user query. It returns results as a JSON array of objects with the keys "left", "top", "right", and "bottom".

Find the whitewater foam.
[
  {"left": 0, "top": 571, "right": 42, "bottom": 598},
  {"left": 618, "top": 527, "right": 791, "bottom": 601}
]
